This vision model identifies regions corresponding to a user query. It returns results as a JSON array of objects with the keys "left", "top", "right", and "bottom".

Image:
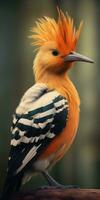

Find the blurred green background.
[{"left": 0, "top": 0, "right": 100, "bottom": 191}]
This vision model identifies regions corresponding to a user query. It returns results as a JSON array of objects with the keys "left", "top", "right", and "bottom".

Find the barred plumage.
[{"left": 7, "top": 83, "right": 68, "bottom": 180}]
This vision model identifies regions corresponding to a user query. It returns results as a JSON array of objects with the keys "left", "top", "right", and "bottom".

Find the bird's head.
[{"left": 30, "top": 9, "right": 94, "bottom": 81}]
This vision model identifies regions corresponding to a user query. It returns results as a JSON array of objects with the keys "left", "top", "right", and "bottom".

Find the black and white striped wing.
[{"left": 7, "top": 83, "right": 69, "bottom": 177}]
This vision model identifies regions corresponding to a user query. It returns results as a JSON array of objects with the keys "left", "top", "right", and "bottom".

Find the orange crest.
[{"left": 30, "top": 9, "right": 83, "bottom": 54}]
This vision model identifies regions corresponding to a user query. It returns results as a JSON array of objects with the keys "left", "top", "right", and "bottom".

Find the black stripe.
[
  {"left": 51, "top": 108, "right": 68, "bottom": 135},
  {"left": 11, "top": 130, "right": 21, "bottom": 140},
  {"left": 25, "top": 122, "right": 51, "bottom": 137},
  {"left": 54, "top": 95, "right": 65, "bottom": 103},
  {"left": 34, "top": 114, "right": 53, "bottom": 123},
  {"left": 17, "top": 123, "right": 31, "bottom": 131},
  {"left": 29, "top": 103, "right": 54, "bottom": 115}
]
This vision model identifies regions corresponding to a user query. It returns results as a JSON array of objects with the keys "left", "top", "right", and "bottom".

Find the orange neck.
[{"left": 35, "top": 71, "right": 80, "bottom": 107}]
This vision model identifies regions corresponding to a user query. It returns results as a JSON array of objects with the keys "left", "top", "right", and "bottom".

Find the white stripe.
[
  {"left": 19, "top": 118, "right": 32, "bottom": 126},
  {"left": 13, "top": 116, "right": 17, "bottom": 124},
  {"left": 39, "top": 134, "right": 45, "bottom": 140},
  {"left": 12, "top": 127, "right": 18, "bottom": 135},
  {"left": 54, "top": 99, "right": 65, "bottom": 107},
  {"left": 46, "top": 132, "right": 55, "bottom": 138},
  {"left": 19, "top": 130, "right": 26, "bottom": 137},
  {"left": 11, "top": 139, "right": 19, "bottom": 146},
  {"left": 21, "top": 136, "right": 32, "bottom": 144},
  {"left": 37, "top": 118, "right": 53, "bottom": 129},
  {"left": 34, "top": 136, "right": 39, "bottom": 143},
  {"left": 16, "top": 144, "right": 41, "bottom": 173},
  {"left": 32, "top": 118, "right": 53, "bottom": 129},
  {"left": 34, "top": 108, "right": 54, "bottom": 119},
  {"left": 39, "top": 132, "right": 55, "bottom": 139}
]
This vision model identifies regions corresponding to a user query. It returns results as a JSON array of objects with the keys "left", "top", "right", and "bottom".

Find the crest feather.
[{"left": 30, "top": 9, "right": 83, "bottom": 53}]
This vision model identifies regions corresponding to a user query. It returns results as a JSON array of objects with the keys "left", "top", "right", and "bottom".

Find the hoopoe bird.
[{"left": 2, "top": 9, "right": 93, "bottom": 199}]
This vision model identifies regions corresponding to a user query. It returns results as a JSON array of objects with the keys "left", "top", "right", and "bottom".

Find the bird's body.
[
  {"left": 3, "top": 83, "right": 69, "bottom": 189},
  {"left": 2, "top": 8, "right": 93, "bottom": 200}
]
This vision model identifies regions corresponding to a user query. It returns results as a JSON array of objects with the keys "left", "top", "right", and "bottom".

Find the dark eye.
[{"left": 52, "top": 50, "right": 59, "bottom": 56}]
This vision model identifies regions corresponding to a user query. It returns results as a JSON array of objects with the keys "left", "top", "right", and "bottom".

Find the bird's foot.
[{"left": 41, "top": 171, "right": 79, "bottom": 189}]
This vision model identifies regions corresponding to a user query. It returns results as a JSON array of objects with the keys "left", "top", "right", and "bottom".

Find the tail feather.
[{"left": 1, "top": 173, "right": 23, "bottom": 200}]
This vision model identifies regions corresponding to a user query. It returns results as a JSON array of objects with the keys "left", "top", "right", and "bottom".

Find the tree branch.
[{"left": 12, "top": 188, "right": 100, "bottom": 200}]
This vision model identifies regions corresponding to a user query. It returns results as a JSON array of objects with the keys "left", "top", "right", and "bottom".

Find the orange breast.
[{"left": 39, "top": 100, "right": 80, "bottom": 162}]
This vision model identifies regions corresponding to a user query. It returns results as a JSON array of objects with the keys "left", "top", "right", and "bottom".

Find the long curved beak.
[{"left": 64, "top": 51, "right": 94, "bottom": 63}]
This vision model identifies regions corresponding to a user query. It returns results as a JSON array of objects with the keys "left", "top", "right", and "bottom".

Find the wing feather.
[{"left": 7, "top": 83, "right": 69, "bottom": 177}]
